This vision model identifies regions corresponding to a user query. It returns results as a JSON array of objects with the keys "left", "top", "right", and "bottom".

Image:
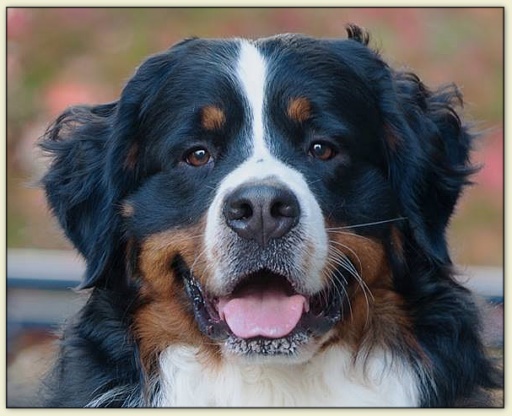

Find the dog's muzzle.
[{"left": 178, "top": 177, "right": 345, "bottom": 358}]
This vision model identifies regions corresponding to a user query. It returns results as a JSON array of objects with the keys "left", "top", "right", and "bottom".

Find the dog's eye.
[
  {"left": 309, "top": 142, "right": 336, "bottom": 161},
  {"left": 185, "top": 148, "right": 211, "bottom": 167}
]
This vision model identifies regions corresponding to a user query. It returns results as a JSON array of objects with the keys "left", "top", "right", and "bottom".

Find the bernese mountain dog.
[{"left": 39, "top": 25, "right": 500, "bottom": 407}]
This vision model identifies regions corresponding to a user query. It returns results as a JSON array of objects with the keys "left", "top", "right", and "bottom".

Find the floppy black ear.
[
  {"left": 40, "top": 47, "right": 183, "bottom": 289},
  {"left": 343, "top": 24, "right": 475, "bottom": 264},
  {"left": 384, "top": 72, "right": 476, "bottom": 264},
  {"left": 40, "top": 102, "right": 126, "bottom": 289}
]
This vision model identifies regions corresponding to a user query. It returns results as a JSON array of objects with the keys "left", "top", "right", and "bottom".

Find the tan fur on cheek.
[
  {"left": 133, "top": 221, "right": 221, "bottom": 371},
  {"left": 324, "top": 225, "right": 421, "bottom": 358},
  {"left": 326, "top": 229, "right": 388, "bottom": 288}
]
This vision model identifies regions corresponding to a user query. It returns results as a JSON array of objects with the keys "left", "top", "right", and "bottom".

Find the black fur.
[
  {"left": 42, "top": 289, "right": 143, "bottom": 407},
  {"left": 39, "top": 26, "right": 501, "bottom": 407}
]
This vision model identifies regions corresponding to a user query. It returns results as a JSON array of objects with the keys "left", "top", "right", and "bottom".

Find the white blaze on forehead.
[
  {"left": 236, "top": 40, "right": 268, "bottom": 157},
  {"left": 204, "top": 39, "right": 328, "bottom": 294}
]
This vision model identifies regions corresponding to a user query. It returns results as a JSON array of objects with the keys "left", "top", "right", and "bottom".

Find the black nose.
[{"left": 223, "top": 184, "right": 300, "bottom": 247}]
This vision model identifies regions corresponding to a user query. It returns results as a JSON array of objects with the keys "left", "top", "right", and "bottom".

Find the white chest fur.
[{"left": 155, "top": 345, "right": 420, "bottom": 407}]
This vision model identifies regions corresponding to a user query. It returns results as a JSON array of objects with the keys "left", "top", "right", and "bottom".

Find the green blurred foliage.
[{"left": 7, "top": 7, "right": 503, "bottom": 266}]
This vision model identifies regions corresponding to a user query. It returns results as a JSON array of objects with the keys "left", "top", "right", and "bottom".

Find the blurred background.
[{"left": 6, "top": 7, "right": 503, "bottom": 406}]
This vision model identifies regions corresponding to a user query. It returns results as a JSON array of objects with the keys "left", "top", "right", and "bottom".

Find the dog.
[{"left": 39, "top": 25, "right": 500, "bottom": 407}]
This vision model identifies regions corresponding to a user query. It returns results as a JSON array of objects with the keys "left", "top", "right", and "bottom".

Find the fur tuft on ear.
[
  {"left": 385, "top": 72, "right": 477, "bottom": 264},
  {"left": 39, "top": 102, "right": 125, "bottom": 289},
  {"left": 345, "top": 23, "right": 370, "bottom": 46}
]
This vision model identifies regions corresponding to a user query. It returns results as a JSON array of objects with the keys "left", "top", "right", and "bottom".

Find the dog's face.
[
  {"left": 123, "top": 34, "right": 399, "bottom": 364},
  {"left": 41, "top": 27, "right": 473, "bottom": 369}
]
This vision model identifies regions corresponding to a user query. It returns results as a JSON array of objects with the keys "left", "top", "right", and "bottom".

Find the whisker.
[
  {"left": 327, "top": 245, "right": 374, "bottom": 328},
  {"left": 332, "top": 270, "right": 353, "bottom": 322},
  {"left": 326, "top": 229, "right": 374, "bottom": 243},
  {"left": 325, "top": 216, "right": 408, "bottom": 231},
  {"left": 177, "top": 232, "right": 205, "bottom": 241},
  {"left": 324, "top": 260, "right": 352, "bottom": 321},
  {"left": 333, "top": 247, "right": 374, "bottom": 302},
  {"left": 189, "top": 245, "right": 209, "bottom": 279},
  {"left": 329, "top": 241, "right": 363, "bottom": 275}
]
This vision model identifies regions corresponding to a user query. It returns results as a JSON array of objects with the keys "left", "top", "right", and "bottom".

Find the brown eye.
[
  {"left": 309, "top": 142, "right": 336, "bottom": 161},
  {"left": 185, "top": 148, "right": 211, "bottom": 167}
]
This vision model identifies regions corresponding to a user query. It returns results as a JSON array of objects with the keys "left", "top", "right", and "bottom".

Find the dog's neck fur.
[{"left": 153, "top": 344, "right": 420, "bottom": 407}]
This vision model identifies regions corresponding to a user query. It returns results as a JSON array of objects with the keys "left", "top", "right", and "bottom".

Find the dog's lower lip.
[{"left": 182, "top": 272, "right": 230, "bottom": 341}]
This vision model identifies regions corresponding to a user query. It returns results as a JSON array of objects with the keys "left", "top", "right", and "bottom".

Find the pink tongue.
[{"left": 218, "top": 287, "right": 308, "bottom": 339}]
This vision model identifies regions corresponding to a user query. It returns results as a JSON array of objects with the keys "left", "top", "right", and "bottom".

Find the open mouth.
[{"left": 176, "top": 257, "right": 343, "bottom": 356}]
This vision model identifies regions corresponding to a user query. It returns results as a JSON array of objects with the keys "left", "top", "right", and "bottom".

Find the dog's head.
[{"left": 40, "top": 26, "right": 474, "bottom": 366}]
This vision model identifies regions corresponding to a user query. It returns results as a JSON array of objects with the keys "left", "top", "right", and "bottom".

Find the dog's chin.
[
  {"left": 220, "top": 325, "right": 340, "bottom": 365},
  {"left": 221, "top": 332, "right": 329, "bottom": 365},
  {"left": 175, "top": 257, "right": 343, "bottom": 363}
]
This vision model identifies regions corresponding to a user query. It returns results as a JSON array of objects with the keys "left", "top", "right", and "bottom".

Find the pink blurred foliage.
[
  {"left": 54, "top": 8, "right": 101, "bottom": 27},
  {"left": 474, "top": 130, "right": 503, "bottom": 195},
  {"left": 345, "top": 8, "right": 427, "bottom": 46},
  {"left": 43, "top": 81, "right": 105, "bottom": 117},
  {"left": 7, "top": 8, "right": 32, "bottom": 39},
  {"left": 271, "top": 9, "right": 312, "bottom": 34},
  {"left": 378, "top": 8, "right": 426, "bottom": 45},
  {"left": 7, "top": 51, "right": 21, "bottom": 83}
]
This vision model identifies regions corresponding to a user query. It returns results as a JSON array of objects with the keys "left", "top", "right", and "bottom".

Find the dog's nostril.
[
  {"left": 223, "top": 184, "right": 300, "bottom": 247},
  {"left": 226, "top": 201, "right": 253, "bottom": 221},
  {"left": 271, "top": 200, "right": 300, "bottom": 219}
]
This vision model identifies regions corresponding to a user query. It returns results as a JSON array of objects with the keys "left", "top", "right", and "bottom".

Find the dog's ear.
[
  {"left": 40, "top": 102, "right": 126, "bottom": 289},
  {"left": 39, "top": 48, "right": 183, "bottom": 289},
  {"left": 383, "top": 72, "right": 476, "bottom": 264},
  {"left": 341, "top": 26, "right": 475, "bottom": 264}
]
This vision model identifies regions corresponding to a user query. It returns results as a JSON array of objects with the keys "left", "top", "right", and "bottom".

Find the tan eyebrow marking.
[
  {"left": 287, "top": 97, "right": 311, "bottom": 123},
  {"left": 201, "top": 105, "right": 226, "bottom": 131}
]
